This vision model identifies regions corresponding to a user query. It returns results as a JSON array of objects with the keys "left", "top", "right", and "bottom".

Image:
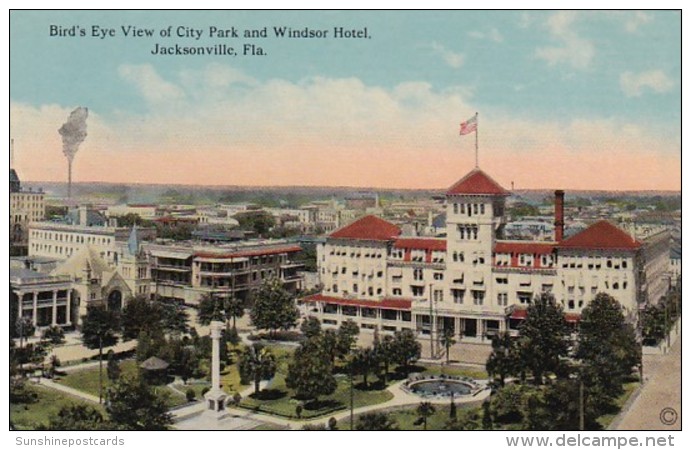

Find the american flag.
[{"left": 459, "top": 115, "right": 478, "bottom": 135}]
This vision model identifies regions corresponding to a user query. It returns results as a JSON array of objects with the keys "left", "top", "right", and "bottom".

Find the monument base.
[{"left": 203, "top": 388, "right": 229, "bottom": 420}]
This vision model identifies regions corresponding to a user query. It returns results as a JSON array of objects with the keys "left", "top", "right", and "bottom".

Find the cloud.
[
  {"left": 429, "top": 42, "right": 464, "bottom": 68},
  {"left": 620, "top": 70, "right": 675, "bottom": 97},
  {"left": 468, "top": 28, "right": 503, "bottom": 43},
  {"left": 624, "top": 11, "right": 652, "bottom": 33},
  {"left": 535, "top": 11, "right": 594, "bottom": 70},
  {"left": 9, "top": 64, "right": 680, "bottom": 190},
  {"left": 118, "top": 64, "right": 186, "bottom": 104}
]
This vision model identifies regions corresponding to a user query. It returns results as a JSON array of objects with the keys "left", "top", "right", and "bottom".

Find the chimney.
[{"left": 554, "top": 190, "right": 565, "bottom": 242}]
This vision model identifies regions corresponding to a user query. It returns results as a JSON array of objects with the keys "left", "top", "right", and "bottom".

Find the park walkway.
[{"left": 173, "top": 378, "right": 489, "bottom": 430}]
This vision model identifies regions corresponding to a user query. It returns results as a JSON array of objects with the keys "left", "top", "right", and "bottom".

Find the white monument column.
[{"left": 204, "top": 321, "right": 228, "bottom": 419}]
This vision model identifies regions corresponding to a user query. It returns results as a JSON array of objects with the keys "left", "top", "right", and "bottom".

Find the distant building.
[
  {"left": 10, "top": 167, "right": 45, "bottom": 246},
  {"left": 147, "top": 240, "right": 304, "bottom": 305}
]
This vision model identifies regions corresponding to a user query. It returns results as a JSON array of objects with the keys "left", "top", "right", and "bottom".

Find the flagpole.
[{"left": 475, "top": 112, "right": 479, "bottom": 168}]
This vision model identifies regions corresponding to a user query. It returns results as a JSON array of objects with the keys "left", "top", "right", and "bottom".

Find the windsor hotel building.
[{"left": 301, "top": 168, "right": 670, "bottom": 343}]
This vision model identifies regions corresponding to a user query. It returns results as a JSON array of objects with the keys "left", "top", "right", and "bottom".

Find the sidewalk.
[{"left": 610, "top": 335, "right": 681, "bottom": 430}]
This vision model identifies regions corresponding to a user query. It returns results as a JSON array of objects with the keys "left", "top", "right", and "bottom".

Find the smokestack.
[
  {"left": 59, "top": 107, "right": 89, "bottom": 200},
  {"left": 554, "top": 190, "right": 565, "bottom": 242}
]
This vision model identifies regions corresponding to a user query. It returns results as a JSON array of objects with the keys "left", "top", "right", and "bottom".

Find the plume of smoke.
[{"left": 59, "top": 107, "right": 89, "bottom": 162}]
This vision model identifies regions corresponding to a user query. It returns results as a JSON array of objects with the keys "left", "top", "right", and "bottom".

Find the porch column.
[
  {"left": 52, "top": 290, "right": 58, "bottom": 326},
  {"left": 65, "top": 290, "right": 72, "bottom": 326},
  {"left": 32, "top": 291, "right": 38, "bottom": 327}
]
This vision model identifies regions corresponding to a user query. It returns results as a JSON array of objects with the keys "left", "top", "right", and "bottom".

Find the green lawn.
[
  {"left": 57, "top": 360, "right": 139, "bottom": 398},
  {"left": 597, "top": 381, "right": 640, "bottom": 429},
  {"left": 11, "top": 384, "right": 105, "bottom": 430},
  {"left": 239, "top": 345, "right": 393, "bottom": 419},
  {"left": 341, "top": 403, "right": 482, "bottom": 431},
  {"left": 417, "top": 364, "right": 488, "bottom": 380},
  {"left": 56, "top": 360, "right": 198, "bottom": 408}
]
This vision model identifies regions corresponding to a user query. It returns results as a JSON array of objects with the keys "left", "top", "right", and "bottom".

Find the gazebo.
[{"left": 139, "top": 356, "right": 170, "bottom": 384}]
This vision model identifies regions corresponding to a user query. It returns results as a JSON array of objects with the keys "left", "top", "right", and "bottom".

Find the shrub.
[
  {"left": 186, "top": 389, "right": 195, "bottom": 402},
  {"left": 201, "top": 387, "right": 210, "bottom": 397}
]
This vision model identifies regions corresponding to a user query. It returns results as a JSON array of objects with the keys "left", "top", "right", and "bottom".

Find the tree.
[
  {"left": 286, "top": 339, "right": 337, "bottom": 404},
  {"left": 106, "top": 350, "right": 121, "bottom": 382},
  {"left": 486, "top": 332, "right": 521, "bottom": 387},
  {"left": 440, "top": 327, "right": 456, "bottom": 364},
  {"left": 351, "top": 346, "right": 378, "bottom": 388},
  {"left": 41, "top": 326, "right": 66, "bottom": 345},
  {"left": 320, "top": 329, "right": 339, "bottom": 364},
  {"left": 236, "top": 211, "right": 275, "bottom": 237},
  {"left": 238, "top": 343, "right": 277, "bottom": 395},
  {"left": 416, "top": 401, "right": 436, "bottom": 430},
  {"left": 15, "top": 317, "right": 35, "bottom": 349},
  {"left": 393, "top": 329, "right": 421, "bottom": 374},
  {"left": 336, "top": 320, "right": 360, "bottom": 359},
  {"left": 249, "top": 278, "right": 299, "bottom": 337},
  {"left": 374, "top": 334, "right": 396, "bottom": 384},
  {"left": 517, "top": 293, "right": 570, "bottom": 385},
  {"left": 356, "top": 412, "right": 398, "bottom": 430},
  {"left": 106, "top": 376, "right": 173, "bottom": 430},
  {"left": 48, "top": 404, "right": 108, "bottom": 431},
  {"left": 121, "top": 296, "right": 188, "bottom": 340},
  {"left": 300, "top": 316, "right": 322, "bottom": 339},
  {"left": 576, "top": 293, "right": 641, "bottom": 409},
  {"left": 81, "top": 305, "right": 120, "bottom": 403},
  {"left": 197, "top": 294, "right": 244, "bottom": 333}
]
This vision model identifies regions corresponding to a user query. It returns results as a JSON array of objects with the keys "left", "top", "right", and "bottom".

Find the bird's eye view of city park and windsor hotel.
[{"left": 7, "top": 9, "right": 682, "bottom": 436}]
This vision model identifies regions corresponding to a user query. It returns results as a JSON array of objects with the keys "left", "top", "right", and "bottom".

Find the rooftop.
[
  {"left": 329, "top": 215, "right": 401, "bottom": 241},
  {"left": 446, "top": 168, "right": 510, "bottom": 196},
  {"left": 558, "top": 220, "right": 642, "bottom": 251}
]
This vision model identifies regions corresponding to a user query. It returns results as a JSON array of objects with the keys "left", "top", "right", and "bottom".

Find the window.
[
  {"left": 353, "top": 283, "right": 358, "bottom": 293},
  {"left": 497, "top": 292, "right": 508, "bottom": 306},
  {"left": 452, "top": 289, "right": 464, "bottom": 303},
  {"left": 413, "top": 268, "right": 423, "bottom": 281},
  {"left": 453, "top": 203, "right": 458, "bottom": 214},
  {"left": 433, "top": 289, "right": 443, "bottom": 302},
  {"left": 480, "top": 204, "right": 485, "bottom": 214},
  {"left": 453, "top": 251, "right": 458, "bottom": 262},
  {"left": 434, "top": 272, "right": 444, "bottom": 280},
  {"left": 393, "top": 288, "right": 402, "bottom": 296},
  {"left": 411, "top": 286, "right": 425, "bottom": 297},
  {"left": 473, "top": 204, "right": 478, "bottom": 214},
  {"left": 518, "top": 292, "right": 532, "bottom": 304},
  {"left": 472, "top": 290, "right": 485, "bottom": 305},
  {"left": 460, "top": 203, "right": 466, "bottom": 214}
]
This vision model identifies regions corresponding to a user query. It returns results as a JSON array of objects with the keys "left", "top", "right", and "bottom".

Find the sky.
[{"left": 9, "top": 10, "right": 681, "bottom": 190}]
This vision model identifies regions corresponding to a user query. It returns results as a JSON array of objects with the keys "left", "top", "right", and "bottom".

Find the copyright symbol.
[{"left": 660, "top": 407, "right": 678, "bottom": 425}]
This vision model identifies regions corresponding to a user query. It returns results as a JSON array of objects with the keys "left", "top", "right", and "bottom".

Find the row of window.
[
  {"left": 31, "top": 231, "right": 112, "bottom": 246},
  {"left": 452, "top": 202, "right": 486, "bottom": 217},
  {"left": 329, "top": 248, "right": 385, "bottom": 259},
  {"left": 561, "top": 257, "right": 629, "bottom": 270},
  {"left": 456, "top": 225, "right": 479, "bottom": 240}
]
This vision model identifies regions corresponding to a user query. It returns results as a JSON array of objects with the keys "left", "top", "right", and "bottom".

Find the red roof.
[
  {"left": 194, "top": 245, "right": 302, "bottom": 259},
  {"left": 329, "top": 215, "right": 401, "bottom": 241},
  {"left": 446, "top": 168, "right": 510, "bottom": 196},
  {"left": 494, "top": 241, "right": 555, "bottom": 255},
  {"left": 393, "top": 238, "right": 446, "bottom": 252},
  {"left": 558, "top": 220, "right": 641, "bottom": 251},
  {"left": 302, "top": 294, "right": 412, "bottom": 310}
]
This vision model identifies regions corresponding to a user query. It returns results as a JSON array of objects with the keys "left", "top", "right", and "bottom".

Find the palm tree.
[
  {"left": 440, "top": 328, "right": 457, "bottom": 365},
  {"left": 416, "top": 401, "right": 436, "bottom": 430},
  {"left": 224, "top": 296, "right": 245, "bottom": 332},
  {"left": 238, "top": 343, "right": 277, "bottom": 395}
]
